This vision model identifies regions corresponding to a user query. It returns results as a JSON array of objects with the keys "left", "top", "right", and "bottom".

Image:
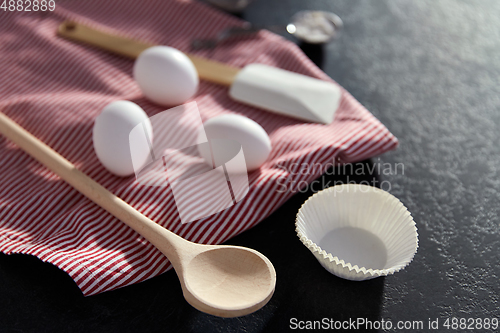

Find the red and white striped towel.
[{"left": 0, "top": 0, "right": 398, "bottom": 295}]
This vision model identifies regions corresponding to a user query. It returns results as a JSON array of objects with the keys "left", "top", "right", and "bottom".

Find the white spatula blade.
[{"left": 229, "top": 64, "right": 341, "bottom": 124}]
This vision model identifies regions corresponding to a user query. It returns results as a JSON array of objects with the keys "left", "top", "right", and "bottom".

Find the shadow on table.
[
  {"left": 0, "top": 158, "right": 386, "bottom": 333},
  {"left": 299, "top": 42, "right": 325, "bottom": 69},
  {"left": 177, "top": 159, "right": 386, "bottom": 333}
]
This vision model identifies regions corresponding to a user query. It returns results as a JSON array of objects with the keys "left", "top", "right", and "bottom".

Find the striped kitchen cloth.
[{"left": 0, "top": 0, "right": 398, "bottom": 295}]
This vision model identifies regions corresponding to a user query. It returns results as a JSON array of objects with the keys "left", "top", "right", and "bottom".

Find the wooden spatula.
[{"left": 58, "top": 21, "right": 341, "bottom": 124}]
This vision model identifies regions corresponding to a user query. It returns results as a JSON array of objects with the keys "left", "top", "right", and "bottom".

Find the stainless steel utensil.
[{"left": 191, "top": 10, "right": 343, "bottom": 50}]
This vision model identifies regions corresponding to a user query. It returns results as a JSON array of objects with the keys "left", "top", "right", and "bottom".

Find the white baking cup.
[{"left": 296, "top": 184, "right": 418, "bottom": 281}]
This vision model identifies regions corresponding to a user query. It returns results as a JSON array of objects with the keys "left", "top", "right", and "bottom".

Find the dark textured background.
[{"left": 1, "top": 0, "right": 499, "bottom": 332}]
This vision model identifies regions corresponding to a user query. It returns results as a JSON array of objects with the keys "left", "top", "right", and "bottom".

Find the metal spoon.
[{"left": 191, "top": 10, "right": 343, "bottom": 50}]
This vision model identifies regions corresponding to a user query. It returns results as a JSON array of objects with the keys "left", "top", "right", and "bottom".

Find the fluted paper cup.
[{"left": 296, "top": 184, "right": 418, "bottom": 281}]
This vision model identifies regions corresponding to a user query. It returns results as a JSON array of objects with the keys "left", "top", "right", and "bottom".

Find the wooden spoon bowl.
[{"left": 182, "top": 246, "right": 275, "bottom": 317}]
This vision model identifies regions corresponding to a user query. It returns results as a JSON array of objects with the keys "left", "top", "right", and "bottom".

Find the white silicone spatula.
[
  {"left": 0, "top": 111, "right": 276, "bottom": 318},
  {"left": 57, "top": 21, "right": 341, "bottom": 124}
]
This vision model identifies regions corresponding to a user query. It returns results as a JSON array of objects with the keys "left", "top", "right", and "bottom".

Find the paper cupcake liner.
[{"left": 296, "top": 184, "right": 418, "bottom": 281}]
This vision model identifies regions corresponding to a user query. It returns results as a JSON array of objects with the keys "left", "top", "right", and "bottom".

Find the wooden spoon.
[{"left": 0, "top": 111, "right": 276, "bottom": 318}]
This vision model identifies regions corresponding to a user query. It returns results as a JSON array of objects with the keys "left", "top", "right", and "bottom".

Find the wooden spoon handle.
[
  {"left": 57, "top": 21, "right": 240, "bottom": 86},
  {"left": 0, "top": 111, "right": 188, "bottom": 263}
]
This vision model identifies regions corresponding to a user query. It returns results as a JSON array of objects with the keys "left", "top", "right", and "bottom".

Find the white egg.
[
  {"left": 93, "top": 101, "right": 152, "bottom": 177},
  {"left": 133, "top": 46, "right": 199, "bottom": 106},
  {"left": 197, "top": 114, "right": 272, "bottom": 173}
]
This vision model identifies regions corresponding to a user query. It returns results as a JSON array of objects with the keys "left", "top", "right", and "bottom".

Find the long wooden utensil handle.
[
  {"left": 57, "top": 21, "right": 240, "bottom": 86},
  {"left": 0, "top": 111, "right": 188, "bottom": 259}
]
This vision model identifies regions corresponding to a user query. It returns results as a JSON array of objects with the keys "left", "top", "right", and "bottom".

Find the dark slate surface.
[{"left": 1, "top": 0, "right": 499, "bottom": 332}]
